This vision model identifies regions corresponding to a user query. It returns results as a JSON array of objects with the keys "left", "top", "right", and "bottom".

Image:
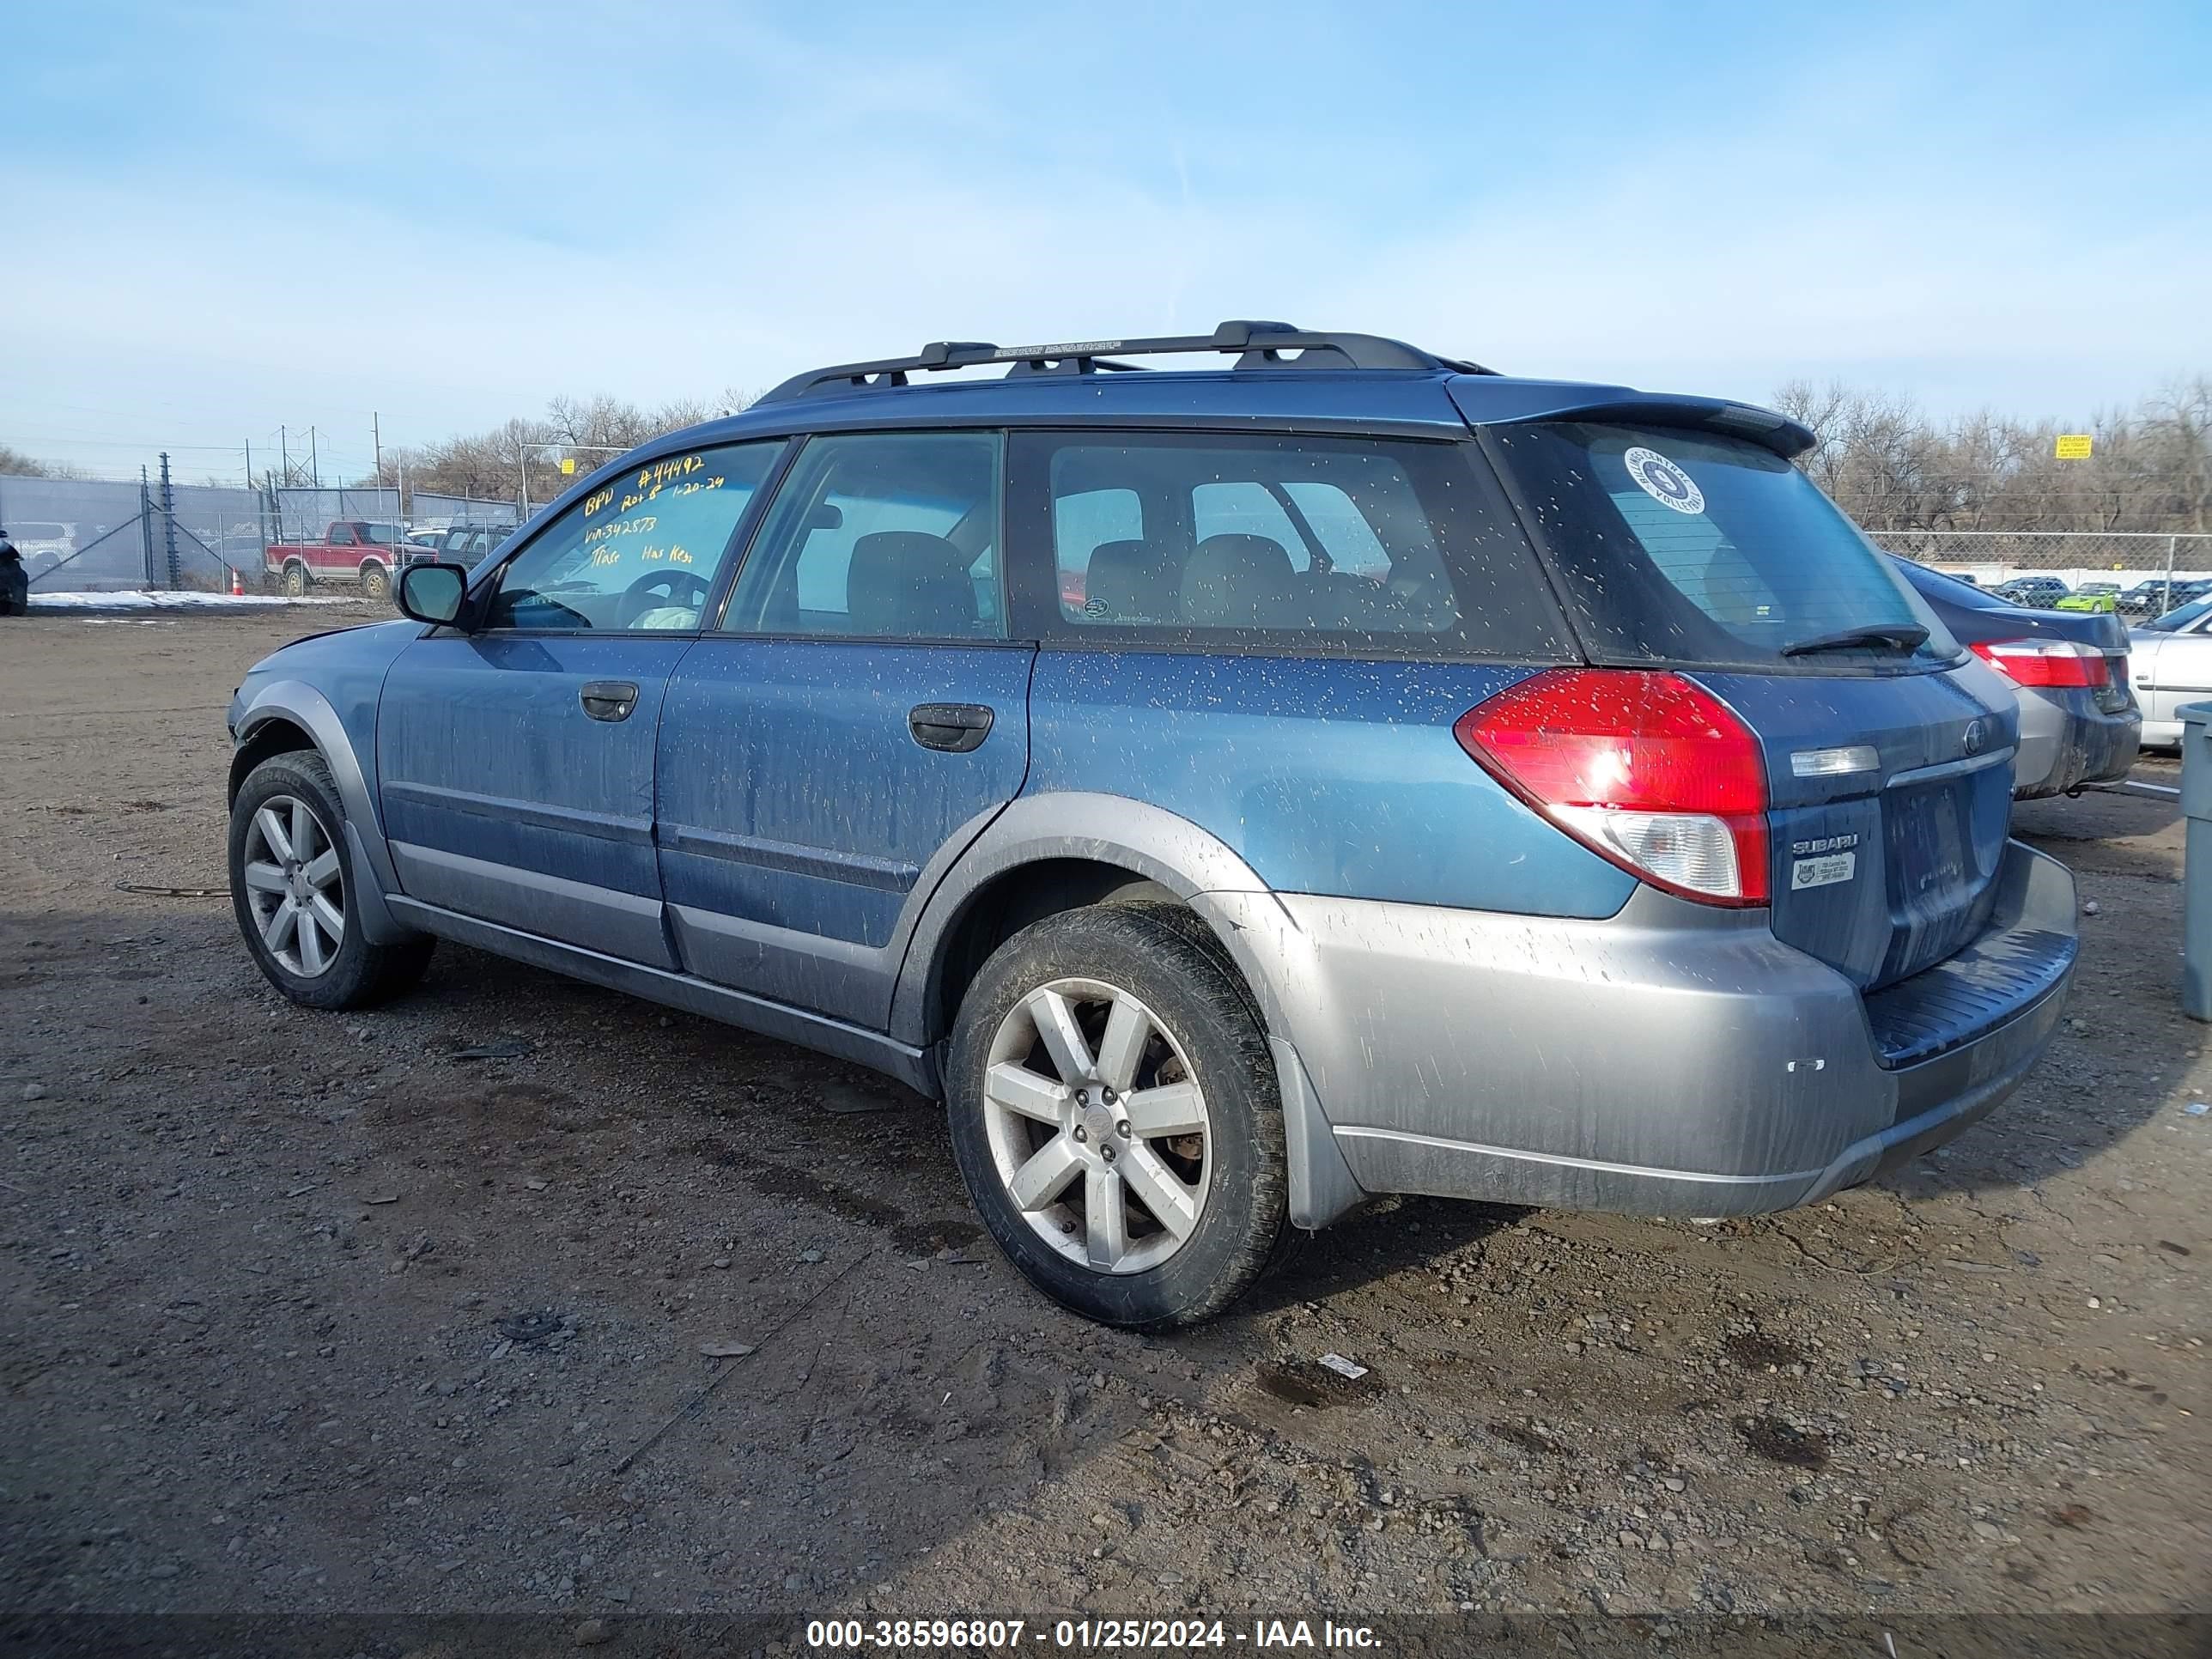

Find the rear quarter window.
[
  {"left": 1492, "top": 422, "right": 1959, "bottom": 672},
  {"left": 1008, "top": 429, "right": 1572, "bottom": 660}
]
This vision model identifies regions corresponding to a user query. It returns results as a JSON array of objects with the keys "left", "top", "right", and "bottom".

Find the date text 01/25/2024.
[{"left": 804, "top": 1618, "right": 1381, "bottom": 1650}]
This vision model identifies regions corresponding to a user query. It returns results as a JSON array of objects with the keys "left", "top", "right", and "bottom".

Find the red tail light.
[
  {"left": 1968, "top": 639, "right": 2110, "bottom": 689},
  {"left": 1454, "top": 669, "right": 1769, "bottom": 906}
]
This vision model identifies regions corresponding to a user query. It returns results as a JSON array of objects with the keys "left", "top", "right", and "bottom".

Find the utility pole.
[
  {"left": 139, "top": 466, "right": 156, "bottom": 588},
  {"left": 373, "top": 412, "right": 383, "bottom": 486},
  {"left": 244, "top": 437, "right": 253, "bottom": 491},
  {"left": 309, "top": 427, "right": 320, "bottom": 489},
  {"left": 280, "top": 426, "right": 290, "bottom": 487},
  {"left": 158, "top": 453, "right": 180, "bottom": 589}
]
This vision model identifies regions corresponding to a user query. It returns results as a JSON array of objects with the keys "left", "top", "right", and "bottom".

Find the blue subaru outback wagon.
[{"left": 226, "top": 321, "right": 2078, "bottom": 1328}]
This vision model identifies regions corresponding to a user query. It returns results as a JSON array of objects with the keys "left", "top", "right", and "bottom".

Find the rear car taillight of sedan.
[
  {"left": 1968, "top": 639, "right": 2111, "bottom": 689},
  {"left": 1455, "top": 668, "right": 1769, "bottom": 908}
]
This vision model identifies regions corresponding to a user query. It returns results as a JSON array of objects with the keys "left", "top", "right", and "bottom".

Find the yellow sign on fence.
[
  {"left": 559, "top": 457, "right": 578, "bottom": 476},
  {"left": 2055, "top": 434, "right": 2094, "bottom": 460}
]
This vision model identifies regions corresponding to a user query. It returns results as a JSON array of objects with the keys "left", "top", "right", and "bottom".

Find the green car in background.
[{"left": 2056, "top": 582, "right": 2120, "bottom": 614}]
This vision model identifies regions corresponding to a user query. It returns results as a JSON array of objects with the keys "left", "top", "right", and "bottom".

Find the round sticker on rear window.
[{"left": 1622, "top": 447, "right": 1705, "bottom": 514}]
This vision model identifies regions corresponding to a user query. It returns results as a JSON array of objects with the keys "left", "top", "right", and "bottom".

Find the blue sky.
[{"left": 4, "top": 0, "right": 2209, "bottom": 481}]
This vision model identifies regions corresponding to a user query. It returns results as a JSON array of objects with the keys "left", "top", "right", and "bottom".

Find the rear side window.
[
  {"left": 1891, "top": 556, "right": 2011, "bottom": 611},
  {"left": 1492, "top": 422, "right": 1959, "bottom": 670},
  {"left": 721, "top": 430, "right": 1004, "bottom": 639},
  {"left": 1010, "top": 430, "right": 1570, "bottom": 658},
  {"left": 2141, "top": 597, "right": 2212, "bottom": 633}
]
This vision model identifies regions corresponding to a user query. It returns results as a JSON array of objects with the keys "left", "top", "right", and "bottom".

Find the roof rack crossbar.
[{"left": 756, "top": 319, "right": 1496, "bottom": 404}]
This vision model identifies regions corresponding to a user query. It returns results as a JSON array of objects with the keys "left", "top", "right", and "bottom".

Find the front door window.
[{"left": 487, "top": 441, "right": 781, "bottom": 631}]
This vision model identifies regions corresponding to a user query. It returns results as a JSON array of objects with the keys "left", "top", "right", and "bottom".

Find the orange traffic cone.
[{"left": 229, "top": 565, "right": 245, "bottom": 596}]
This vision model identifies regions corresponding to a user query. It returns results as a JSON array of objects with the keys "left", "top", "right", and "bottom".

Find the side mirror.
[{"left": 397, "top": 561, "right": 469, "bottom": 626}]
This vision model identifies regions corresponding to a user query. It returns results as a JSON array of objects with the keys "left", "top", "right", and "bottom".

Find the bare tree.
[
  {"left": 380, "top": 389, "right": 756, "bottom": 509},
  {"left": 0, "top": 444, "right": 89, "bottom": 480},
  {"left": 1780, "top": 376, "right": 2212, "bottom": 534}
]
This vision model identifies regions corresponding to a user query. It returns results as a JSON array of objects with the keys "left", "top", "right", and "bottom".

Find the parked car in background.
[
  {"left": 8, "top": 520, "right": 76, "bottom": 581},
  {"left": 413, "top": 522, "right": 514, "bottom": 570},
  {"left": 226, "top": 320, "right": 2078, "bottom": 1329},
  {"left": 2055, "top": 581, "right": 2120, "bottom": 613},
  {"left": 1991, "top": 574, "right": 2070, "bottom": 609},
  {"left": 264, "top": 520, "right": 422, "bottom": 599},
  {"left": 1894, "top": 559, "right": 2138, "bottom": 797},
  {"left": 2118, "top": 577, "right": 2212, "bottom": 621},
  {"left": 2126, "top": 595, "right": 2212, "bottom": 747},
  {"left": 0, "top": 538, "right": 27, "bottom": 615}
]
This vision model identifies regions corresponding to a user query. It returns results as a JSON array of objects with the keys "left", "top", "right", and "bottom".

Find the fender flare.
[
  {"left": 234, "top": 680, "right": 408, "bottom": 945},
  {"left": 887, "top": 791, "right": 1278, "bottom": 1045},
  {"left": 887, "top": 791, "right": 1366, "bottom": 1230}
]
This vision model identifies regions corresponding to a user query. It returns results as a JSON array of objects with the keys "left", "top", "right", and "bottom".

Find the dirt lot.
[{"left": 2, "top": 609, "right": 2206, "bottom": 1650}]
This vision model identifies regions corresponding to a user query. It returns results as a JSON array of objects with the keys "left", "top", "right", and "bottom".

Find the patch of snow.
[{"left": 28, "top": 590, "right": 359, "bottom": 612}]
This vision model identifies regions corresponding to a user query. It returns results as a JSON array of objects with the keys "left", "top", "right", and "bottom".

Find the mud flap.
[{"left": 1273, "top": 1035, "right": 1366, "bottom": 1230}]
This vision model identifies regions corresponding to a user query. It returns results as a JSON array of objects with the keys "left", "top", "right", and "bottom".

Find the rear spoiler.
[{"left": 1447, "top": 383, "right": 1815, "bottom": 459}]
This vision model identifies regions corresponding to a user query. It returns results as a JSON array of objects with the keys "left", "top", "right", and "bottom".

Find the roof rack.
[{"left": 754, "top": 319, "right": 1496, "bottom": 404}]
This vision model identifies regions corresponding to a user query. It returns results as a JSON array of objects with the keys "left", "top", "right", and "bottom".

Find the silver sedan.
[{"left": 2128, "top": 596, "right": 2212, "bottom": 746}]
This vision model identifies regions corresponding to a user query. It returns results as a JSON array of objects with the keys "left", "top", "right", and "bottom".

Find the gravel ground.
[{"left": 0, "top": 609, "right": 2204, "bottom": 1647}]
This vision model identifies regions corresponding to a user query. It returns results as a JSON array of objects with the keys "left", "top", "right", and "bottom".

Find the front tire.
[
  {"left": 359, "top": 561, "right": 391, "bottom": 601},
  {"left": 229, "top": 750, "right": 433, "bottom": 1009},
  {"left": 946, "top": 903, "right": 1292, "bottom": 1330}
]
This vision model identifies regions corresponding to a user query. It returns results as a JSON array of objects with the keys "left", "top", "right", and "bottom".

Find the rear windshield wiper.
[{"left": 1780, "top": 623, "right": 1930, "bottom": 659}]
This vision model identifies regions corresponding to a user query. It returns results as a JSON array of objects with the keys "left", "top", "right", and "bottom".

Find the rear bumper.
[
  {"left": 2013, "top": 684, "right": 2140, "bottom": 797},
  {"left": 1199, "top": 839, "right": 2076, "bottom": 1221}
]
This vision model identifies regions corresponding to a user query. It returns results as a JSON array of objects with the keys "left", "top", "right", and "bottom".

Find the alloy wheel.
[
  {"left": 981, "top": 977, "right": 1212, "bottom": 1274},
  {"left": 240, "top": 793, "right": 345, "bottom": 976}
]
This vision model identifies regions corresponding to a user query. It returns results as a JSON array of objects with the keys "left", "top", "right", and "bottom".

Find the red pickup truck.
[{"left": 264, "top": 521, "right": 428, "bottom": 599}]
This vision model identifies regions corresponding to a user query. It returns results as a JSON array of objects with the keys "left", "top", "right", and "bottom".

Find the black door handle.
[
  {"left": 908, "top": 702, "right": 994, "bottom": 753},
  {"left": 580, "top": 681, "right": 640, "bottom": 722}
]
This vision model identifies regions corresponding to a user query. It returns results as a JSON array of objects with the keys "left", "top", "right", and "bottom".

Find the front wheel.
[
  {"left": 229, "top": 750, "right": 433, "bottom": 1009},
  {"left": 359, "top": 561, "right": 391, "bottom": 601},
  {"left": 945, "top": 903, "right": 1293, "bottom": 1330}
]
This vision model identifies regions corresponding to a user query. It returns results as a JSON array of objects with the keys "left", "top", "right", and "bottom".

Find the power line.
[{"left": 0, "top": 434, "right": 251, "bottom": 452}]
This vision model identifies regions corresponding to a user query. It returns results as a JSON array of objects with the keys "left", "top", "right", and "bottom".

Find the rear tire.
[
  {"left": 281, "top": 562, "right": 310, "bottom": 598},
  {"left": 946, "top": 903, "right": 1292, "bottom": 1330},
  {"left": 229, "top": 750, "right": 433, "bottom": 1010}
]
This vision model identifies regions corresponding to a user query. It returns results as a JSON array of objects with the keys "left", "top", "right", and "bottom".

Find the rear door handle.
[
  {"left": 908, "top": 702, "right": 994, "bottom": 753},
  {"left": 580, "top": 681, "right": 640, "bottom": 722}
]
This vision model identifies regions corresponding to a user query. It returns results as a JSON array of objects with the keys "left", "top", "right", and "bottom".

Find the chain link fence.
[
  {"left": 1869, "top": 530, "right": 2212, "bottom": 615},
  {"left": 4, "top": 467, "right": 535, "bottom": 595},
  {"left": 271, "top": 487, "right": 403, "bottom": 544},
  {"left": 2, "top": 473, "right": 269, "bottom": 592},
  {"left": 408, "top": 491, "right": 518, "bottom": 532}
]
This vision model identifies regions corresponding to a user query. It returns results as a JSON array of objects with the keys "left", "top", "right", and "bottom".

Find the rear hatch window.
[
  {"left": 1491, "top": 421, "right": 2008, "bottom": 994},
  {"left": 1492, "top": 423, "right": 1959, "bottom": 672}
]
